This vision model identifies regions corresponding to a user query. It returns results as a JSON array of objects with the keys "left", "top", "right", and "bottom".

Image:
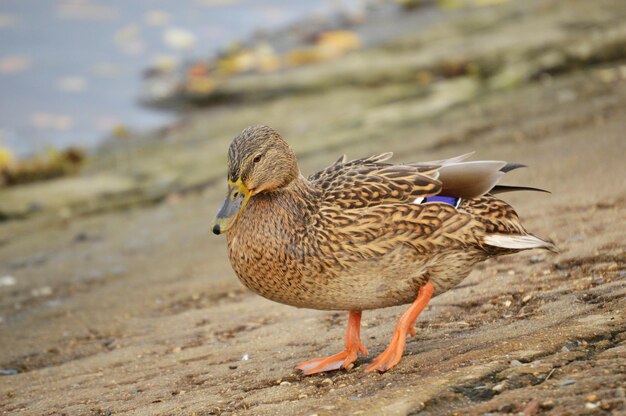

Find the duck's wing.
[
  {"left": 310, "top": 153, "right": 556, "bottom": 260},
  {"left": 310, "top": 152, "right": 442, "bottom": 183},
  {"left": 310, "top": 153, "right": 515, "bottom": 209},
  {"left": 310, "top": 154, "right": 441, "bottom": 209},
  {"left": 317, "top": 202, "right": 476, "bottom": 263}
]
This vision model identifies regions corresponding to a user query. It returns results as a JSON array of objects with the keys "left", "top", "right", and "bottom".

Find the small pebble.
[
  {"left": 31, "top": 286, "right": 52, "bottom": 297},
  {"left": 522, "top": 294, "right": 532, "bottom": 304},
  {"left": 565, "top": 234, "right": 584, "bottom": 243},
  {"left": 503, "top": 300, "right": 512, "bottom": 307},
  {"left": 556, "top": 88, "right": 577, "bottom": 103},
  {"left": 241, "top": 354, "right": 249, "bottom": 361},
  {"left": 228, "top": 365, "right": 237, "bottom": 370},
  {"left": 101, "top": 338, "right": 115, "bottom": 348},
  {"left": 0, "top": 276, "right": 16, "bottom": 287},
  {"left": 540, "top": 400, "right": 554, "bottom": 409},
  {"left": 510, "top": 359, "right": 523, "bottom": 367},
  {"left": 280, "top": 381, "right": 291, "bottom": 386},
  {"left": 0, "top": 369, "right": 18, "bottom": 376},
  {"left": 492, "top": 383, "right": 506, "bottom": 393},
  {"left": 298, "top": 393, "right": 308, "bottom": 399},
  {"left": 586, "top": 394, "right": 598, "bottom": 401},
  {"left": 321, "top": 378, "right": 333, "bottom": 385},
  {"left": 559, "top": 379, "right": 576, "bottom": 387},
  {"left": 585, "top": 402, "right": 599, "bottom": 410}
]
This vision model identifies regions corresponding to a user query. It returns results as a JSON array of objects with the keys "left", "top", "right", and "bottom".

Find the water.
[{"left": 0, "top": 0, "right": 360, "bottom": 156}]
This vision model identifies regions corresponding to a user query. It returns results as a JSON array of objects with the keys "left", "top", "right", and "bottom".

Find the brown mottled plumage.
[{"left": 211, "top": 125, "right": 556, "bottom": 375}]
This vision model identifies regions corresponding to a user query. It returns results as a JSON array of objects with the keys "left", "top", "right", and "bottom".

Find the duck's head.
[{"left": 211, "top": 125, "right": 298, "bottom": 235}]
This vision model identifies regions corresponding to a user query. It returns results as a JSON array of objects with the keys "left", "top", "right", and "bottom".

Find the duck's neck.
[
  {"left": 229, "top": 174, "right": 319, "bottom": 240},
  {"left": 282, "top": 173, "right": 317, "bottom": 197},
  {"left": 259, "top": 173, "right": 319, "bottom": 219}
]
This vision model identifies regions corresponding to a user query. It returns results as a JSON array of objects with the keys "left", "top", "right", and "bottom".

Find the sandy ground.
[{"left": 1, "top": 1, "right": 626, "bottom": 415}]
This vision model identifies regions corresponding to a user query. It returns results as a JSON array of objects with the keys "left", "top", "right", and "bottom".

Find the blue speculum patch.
[{"left": 423, "top": 196, "right": 461, "bottom": 207}]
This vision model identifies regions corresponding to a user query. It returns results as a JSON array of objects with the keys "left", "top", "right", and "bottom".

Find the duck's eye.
[{"left": 253, "top": 155, "right": 262, "bottom": 163}]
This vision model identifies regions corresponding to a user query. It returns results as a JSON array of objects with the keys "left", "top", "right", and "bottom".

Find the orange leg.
[
  {"left": 295, "top": 311, "right": 368, "bottom": 376},
  {"left": 366, "top": 281, "right": 434, "bottom": 373}
]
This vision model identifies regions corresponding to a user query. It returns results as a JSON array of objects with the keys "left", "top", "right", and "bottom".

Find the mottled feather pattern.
[
  {"left": 229, "top": 183, "right": 485, "bottom": 310},
  {"left": 308, "top": 152, "right": 393, "bottom": 182},
  {"left": 227, "top": 154, "right": 502, "bottom": 310},
  {"left": 310, "top": 154, "right": 445, "bottom": 210},
  {"left": 223, "top": 129, "right": 555, "bottom": 311},
  {"left": 318, "top": 166, "right": 441, "bottom": 209},
  {"left": 459, "top": 195, "right": 525, "bottom": 235}
]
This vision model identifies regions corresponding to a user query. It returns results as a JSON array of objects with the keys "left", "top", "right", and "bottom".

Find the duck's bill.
[{"left": 211, "top": 179, "right": 251, "bottom": 235}]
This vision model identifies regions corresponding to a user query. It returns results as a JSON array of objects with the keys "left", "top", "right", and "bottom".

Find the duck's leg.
[
  {"left": 295, "top": 310, "right": 368, "bottom": 375},
  {"left": 366, "top": 281, "right": 434, "bottom": 373}
]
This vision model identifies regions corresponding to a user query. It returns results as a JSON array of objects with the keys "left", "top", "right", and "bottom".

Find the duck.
[{"left": 211, "top": 125, "right": 556, "bottom": 375}]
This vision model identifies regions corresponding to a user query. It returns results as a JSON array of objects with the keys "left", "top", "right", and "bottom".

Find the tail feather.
[
  {"left": 413, "top": 153, "right": 550, "bottom": 199},
  {"left": 491, "top": 185, "right": 551, "bottom": 194},
  {"left": 413, "top": 152, "right": 475, "bottom": 167},
  {"left": 484, "top": 234, "right": 558, "bottom": 253},
  {"left": 500, "top": 162, "right": 527, "bottom": 173},
  {"left": 438, "top": 161, "right": 507, "bottom": 198}
]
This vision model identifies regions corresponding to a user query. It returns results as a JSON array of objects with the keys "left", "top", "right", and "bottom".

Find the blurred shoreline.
[
  {"left": 0, "top": 0, "right": 366, "bottom": 156},
  {"left": 1, "top": 0, "right": 626, "bottom": 222}
]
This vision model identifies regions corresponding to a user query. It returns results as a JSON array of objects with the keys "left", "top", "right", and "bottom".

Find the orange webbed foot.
[
  {"left": 366, "top": 281, "right": 434, "bottom": 373},
  {"left": 295, "top": 342, "right": 368, "bottom": 375},
  {"left": 365, "top": 328, "right": 406, "bottom": 373},
  {"left": 295, "top": 311, "right": 367, "bottom": 376}
]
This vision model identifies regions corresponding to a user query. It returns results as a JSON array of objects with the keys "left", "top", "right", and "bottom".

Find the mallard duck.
[{"left": 211, "top": 125, "right": 556, "bottom": 375}]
